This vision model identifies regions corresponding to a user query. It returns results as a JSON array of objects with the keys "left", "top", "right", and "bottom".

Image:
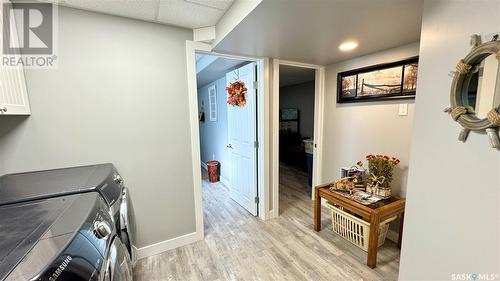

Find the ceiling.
[
  {"left": 43, "top": 0, "right": 234, "bottom": 29},
  {"left": 214, "top": 0, "right": 423, "bottom": 65},
  {"left": 196, "top": 54, "right": 250, "bottom": 88},
  {"left": 279, "top": 65, "right": 315, "bottom": 88}
]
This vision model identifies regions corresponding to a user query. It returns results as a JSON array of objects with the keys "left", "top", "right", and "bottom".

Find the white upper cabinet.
[
  {"left": 0, "top": 0, "right": 30, "bottom": 115},
  {"left": 0, "top": 64, "right": 30, "bottom": 115}
]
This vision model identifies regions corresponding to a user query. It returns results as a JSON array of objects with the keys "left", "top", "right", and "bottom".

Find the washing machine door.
[{"left": 103, "top": 237, "right": 133, "bottom": 281}]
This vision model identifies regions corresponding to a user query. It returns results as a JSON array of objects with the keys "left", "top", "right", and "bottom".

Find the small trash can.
[{"left": 207, "top": 160, "right": 220, "bottom": 183}]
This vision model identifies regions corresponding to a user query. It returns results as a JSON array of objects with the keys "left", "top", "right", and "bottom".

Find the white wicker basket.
[{"left": 326, "top": 202, "right": 396, "bottom": 251}]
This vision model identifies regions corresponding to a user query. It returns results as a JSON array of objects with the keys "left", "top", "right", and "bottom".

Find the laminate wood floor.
[{"left": 133, "top": 164, "right": 400, "bottom": 281}]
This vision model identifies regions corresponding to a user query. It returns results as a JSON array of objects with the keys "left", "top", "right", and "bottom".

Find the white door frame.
[
  {"left": 271, "top": 59, "right": 325, "bottom": 217},
  {"left": 186, "top": 41, "right": 271, "bottom": 242}
]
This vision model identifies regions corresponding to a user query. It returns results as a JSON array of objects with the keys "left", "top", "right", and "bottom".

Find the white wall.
[
  {"left": 322, "top": 42, "right": 420, "bottom": 199},
  {"left": 0, "top": 7, "right": 194, "bottom": 249},
  {"left": 280, "top": 81, "right": 315, "bottom": 139},
  {"left": 399, "top": 1, "right": 500, "bottom": 280},
  {"left": 197, "top": 76, "right": 231, "bottom": 182}
]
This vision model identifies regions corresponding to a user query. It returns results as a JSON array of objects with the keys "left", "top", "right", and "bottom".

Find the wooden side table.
[{"left": 313, "top": 183, "right": 406, "bottom": 268}]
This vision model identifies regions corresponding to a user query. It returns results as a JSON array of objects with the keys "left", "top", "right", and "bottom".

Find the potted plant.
[{"left": 357, "top": 155, "right": 400, "bottom": 198}]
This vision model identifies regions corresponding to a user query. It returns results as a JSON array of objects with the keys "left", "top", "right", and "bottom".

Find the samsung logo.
[{"left": 48, "top": 256, "right": 72, "bottom": 281}]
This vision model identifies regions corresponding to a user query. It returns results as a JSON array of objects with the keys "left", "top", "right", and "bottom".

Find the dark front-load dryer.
[
  {"left": 0, "top": 192, "right": 132, "bottom": 281},
  {"left": 0, "top": 164, "right": 137, "bottom": 263}
]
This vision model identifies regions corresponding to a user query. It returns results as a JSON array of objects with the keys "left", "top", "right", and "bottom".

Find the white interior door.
[{"left": 226, "top": 62, "right": 258, "bottom": 216}]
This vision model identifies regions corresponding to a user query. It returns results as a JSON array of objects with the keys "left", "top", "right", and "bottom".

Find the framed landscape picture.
[{"left": 337, "top": 56, "right": 419, "bottom": 103}]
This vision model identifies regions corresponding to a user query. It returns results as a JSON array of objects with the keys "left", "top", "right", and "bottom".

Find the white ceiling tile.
[
  {"left": 184, "top": 0, "right": 233, "bottom": 11},
  {"left": 60, "top": 0, "right": 159, "bottom": 21},
  {"left": 157, "top": 0, "right": 224, "bottom": 28},
  {"left": 43, "top": 0, "right": 235, "bottom": 29}
]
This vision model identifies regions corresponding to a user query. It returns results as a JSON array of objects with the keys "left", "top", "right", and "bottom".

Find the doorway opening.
[
  {"left": 195, "top": 52, "right": 262, "bottom": 219},
  {"left": 271, "top": 60, "right": 325, "bottom": 217},
  {"left": 278, "top": 65, "right": 316, "bottom": 214}
]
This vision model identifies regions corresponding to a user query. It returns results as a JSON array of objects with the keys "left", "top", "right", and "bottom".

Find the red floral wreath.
[{"left": 226, "top": 80, "right": 247, "bottom": 107}]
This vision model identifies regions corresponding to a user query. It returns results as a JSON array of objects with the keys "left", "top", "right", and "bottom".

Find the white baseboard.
[
  {"left": 220, "top": 176, "right": 230, "bottom": 188},
  {"left": 131, "top": 245, "right": 139, "bottom": 267},
  {"left": 136, "top": 231, "right": 202, "bottom": 260},
  {"left": 386, "top": 229, "right": 399, "bottom": 243}
]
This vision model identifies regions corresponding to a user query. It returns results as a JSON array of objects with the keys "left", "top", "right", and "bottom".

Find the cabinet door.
[
  {"left": 0, "top": 65, "right": 30, "bottom": 115},
  {"left": 0, "top": 0, "right": 30, "bottom": 115}
]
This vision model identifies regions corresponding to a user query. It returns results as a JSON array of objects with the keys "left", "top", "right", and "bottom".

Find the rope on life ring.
[
  {"left": 456, "top": 59, "right": 472, "bottom": 74},
  {"left": 451, "top": 106, "right": 469, "bottom": 121},
  {"left": 487, "top": 108, "right": 500, "bottom": 126}
]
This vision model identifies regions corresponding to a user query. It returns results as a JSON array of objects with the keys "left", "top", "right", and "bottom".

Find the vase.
[
  {"left": 377, "top": 187, "right": 392, "bottom": 199},
  {"left": 366, "top": 174, "right": 392, "bottom": 199}
]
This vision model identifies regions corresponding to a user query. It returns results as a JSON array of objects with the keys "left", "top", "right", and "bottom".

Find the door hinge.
[
  {"left": 253, "top": 81, "right": 259, "bottom": 89},
  {"left": 255, "top": 196, "right": 260, "bottom": 204},
  {"left": 254, "top": 141, "right": 259, "bottom": 148}
]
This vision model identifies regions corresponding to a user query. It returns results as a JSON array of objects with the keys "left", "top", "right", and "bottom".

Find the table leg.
[
  {"left": 398, "top": 212, "right": 405, "bottom": 249},
  {"left": 314, "top": 187, "right": 321, "bottom": 231},
  {"left": 367, "top": 214, "right": 380, "bottom": 268}
]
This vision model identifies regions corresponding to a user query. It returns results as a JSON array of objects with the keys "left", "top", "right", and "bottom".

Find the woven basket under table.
[{"left": 325, "top": 202, "right": 396, "bottom": 252}]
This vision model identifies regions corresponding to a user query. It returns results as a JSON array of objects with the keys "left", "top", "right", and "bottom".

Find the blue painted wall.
[{"left": 197, "top": 76, "right": 231, "bottom": 182}]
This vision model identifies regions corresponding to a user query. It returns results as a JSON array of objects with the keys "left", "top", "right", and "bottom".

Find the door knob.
[
  {"left": 0, "top": 107, "right": 7, "bottom": 114},
  {"left": 227, "top": 144, "right": 233, "bottom": 149}
]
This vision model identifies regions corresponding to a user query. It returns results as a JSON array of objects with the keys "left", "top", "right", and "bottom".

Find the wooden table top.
[{"left": 316, "top": 184, "right": 406, "bottom": 220}]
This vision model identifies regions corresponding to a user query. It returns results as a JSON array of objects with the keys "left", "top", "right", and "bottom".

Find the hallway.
[{"left": 133, "top": 168, "right": 400, "bottom": 280}]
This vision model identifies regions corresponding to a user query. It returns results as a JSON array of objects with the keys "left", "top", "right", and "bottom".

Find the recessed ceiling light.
[{"left": 339, "top": 41, "right": 358, "bottom": 51}]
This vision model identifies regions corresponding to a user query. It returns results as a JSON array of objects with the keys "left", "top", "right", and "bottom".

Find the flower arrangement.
[
  {"left": 357, "top": 154, "right": 400, "bottom": 198},
  {"left": 226, "top": 80, "right": 247, "bottom": 107}
]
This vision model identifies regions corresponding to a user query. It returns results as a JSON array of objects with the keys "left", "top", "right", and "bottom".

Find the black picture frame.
[{"left": 337, "top": 56, "right": 419, "bottom": 103}]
